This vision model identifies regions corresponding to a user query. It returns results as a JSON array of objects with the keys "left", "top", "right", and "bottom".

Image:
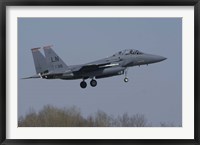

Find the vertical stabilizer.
[
  {"left": 31, "top": 47, "right": 48, "bottom": 74},
  {"left": 43, "top": 45, "right": 68, "bottom": 73}
]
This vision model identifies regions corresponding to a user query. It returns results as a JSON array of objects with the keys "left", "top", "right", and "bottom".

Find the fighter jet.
[{"left": 24, "top": 46, "right": 166, "bottom": 88}]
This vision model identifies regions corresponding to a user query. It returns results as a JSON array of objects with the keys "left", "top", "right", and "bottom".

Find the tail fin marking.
[{"left": 43, "top": 46, "right": 68, "bottom": 73}]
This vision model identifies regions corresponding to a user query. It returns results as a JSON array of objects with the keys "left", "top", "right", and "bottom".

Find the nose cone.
[
  {"left": 156, "top": 55, "right": 167, "bottom": 62},
  {"left": 146, "top": 54, "right": 167, "bottom": 64}
]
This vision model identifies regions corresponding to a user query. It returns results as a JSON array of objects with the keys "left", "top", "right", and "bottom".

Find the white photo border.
[{"left": 6, "top": 6, "right": 194, "bottom": 139}]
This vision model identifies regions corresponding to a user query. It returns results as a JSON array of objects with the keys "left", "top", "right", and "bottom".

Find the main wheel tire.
[
  {"left": 124, "top": 77, "right": 129, "bottom": 83},
  {"left": 80, "top": 81, "right": 87, "bottom": 88},
  {"left": 90, "top": 79, "right": 97, "bottom": 87}
]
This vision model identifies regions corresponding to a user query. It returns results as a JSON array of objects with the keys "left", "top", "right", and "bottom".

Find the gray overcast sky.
[{"left": 18, "top": 18, "right": 182, "bottom": 126}]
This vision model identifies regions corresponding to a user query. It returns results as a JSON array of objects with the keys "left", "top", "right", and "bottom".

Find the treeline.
[{"left": 18, "top": 105, "right": 179, "bottom": 127}]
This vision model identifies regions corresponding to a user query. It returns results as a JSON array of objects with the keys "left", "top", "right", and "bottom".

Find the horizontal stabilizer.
[{"left": 21, "top": 74, "right": 40, "bottom": 79}]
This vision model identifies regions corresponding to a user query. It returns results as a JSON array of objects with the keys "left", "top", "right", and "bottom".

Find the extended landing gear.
[
  {"left": 124, "top": 68, "right": 129, "bottom": 83},
  {"left": 80, "top": 79, "right": 97, "bottom": 88},
  {"left": 124, "top": 77, "right": 129, "bottom": 82},
  {"left": 80, "top": 80, "right": 87, "bottom": 89},
  {"left": 90, "top": 79, "right": 97, "bottom": 87}
]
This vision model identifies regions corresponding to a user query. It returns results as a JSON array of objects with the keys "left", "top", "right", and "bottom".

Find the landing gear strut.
[
  {"left": 90, "top": 79, "right": 97, "bottom": 87},
  {"left": 124, "top": 68, "right": 129, "bottom": 83},
  {"left": 80, "top": 80, "right": 87, "bottom": 89}
]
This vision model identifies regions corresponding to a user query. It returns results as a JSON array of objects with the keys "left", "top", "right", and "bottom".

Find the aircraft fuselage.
[
  {"left": 46, "top": 53, "right": 166, "bottom": 80},
  {"left": 25, "top": 47, "right": 166, "bottom": 88}
]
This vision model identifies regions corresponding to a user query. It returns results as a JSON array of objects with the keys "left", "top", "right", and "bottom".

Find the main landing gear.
[
  {"left": 80, "top": 79, "right": 97, "bottom": 89},
  {"left": 90, "top": 79, "right": 97, "bottom": 87},
  {"left": 80, "top": 80, "right": 87, "bottom": 89}
]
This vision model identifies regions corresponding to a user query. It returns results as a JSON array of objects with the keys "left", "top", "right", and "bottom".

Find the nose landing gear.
[
  {"left": 124, "top": 68, "right": 129, "bottom": 83},
  {"left": 124, "top": 77, "right": 129, "bottom": 82}
]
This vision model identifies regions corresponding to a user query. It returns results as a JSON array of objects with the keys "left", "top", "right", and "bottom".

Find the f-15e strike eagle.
[{"left": 24, "top": 46, "right": 166, "bottom": 88}]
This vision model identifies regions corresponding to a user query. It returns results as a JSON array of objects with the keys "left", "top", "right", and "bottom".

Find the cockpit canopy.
[{"left": 112, "top": 49, "right": 143, "bottom": 57}]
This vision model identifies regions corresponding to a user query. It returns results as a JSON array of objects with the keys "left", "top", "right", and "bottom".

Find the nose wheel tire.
[
  {"left": 124, "top": 77, "right": 129, "bottom": 83},
  {"left": 80, "top": 81, "right": 87, "bottom": 88},
  {"left": 90, "top": 79, "right": 97, "bottom": 87}
]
